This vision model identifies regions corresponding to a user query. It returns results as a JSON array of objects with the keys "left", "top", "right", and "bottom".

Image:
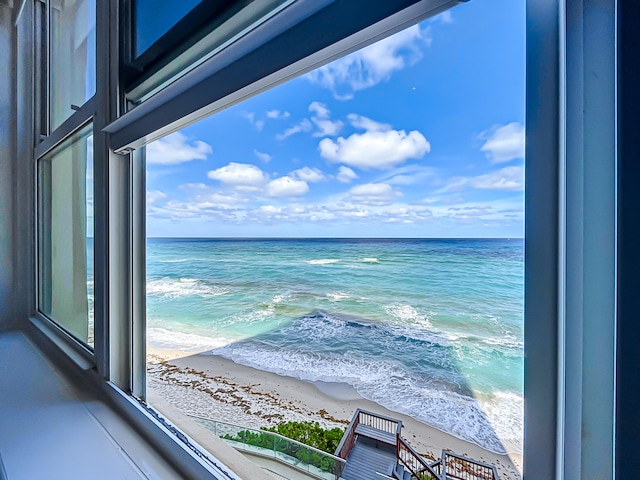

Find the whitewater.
[{"left": 145, "top": 237, "right": 524, "bottom": 454}]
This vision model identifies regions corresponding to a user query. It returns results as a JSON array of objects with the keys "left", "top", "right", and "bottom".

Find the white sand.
[{"left": 147, "top": 348, "right": 522, "bottom": 480}]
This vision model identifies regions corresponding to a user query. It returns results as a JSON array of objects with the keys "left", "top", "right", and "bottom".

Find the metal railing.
[
  {"left": 335, "top": 408, "right": 403, "bottom": 460},
  {"left": 397, "top": 436, "right": 441, "bottom": 480},
  {"left": 440, "top": 451, "right": 499, "bottom": 480},
  {"left": 189, "top": 415, "right": 346, "bottom": 480},
  {"left": 357, "top": 409, "right": 402, "bottom": 437}
]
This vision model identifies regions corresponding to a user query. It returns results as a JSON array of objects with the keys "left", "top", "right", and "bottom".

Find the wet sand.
[{"left": 147, "top": 348, "right": 522, "bottom": 480}]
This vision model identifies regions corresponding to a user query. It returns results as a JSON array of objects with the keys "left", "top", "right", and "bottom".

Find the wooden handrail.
[
  {"left": 397, "top": 436, "right": 441, "bottom": 480},
  {"left": 335, "top": 409, "right": 361, "bottom": 459},
  {"left": 441, "top": 450, "right": 499, "bottom": 480},
  {"left": 336, "top": 408, "right": 403, "bottom": 460},
  {"left": 357, "top": 408, "right": 402, "bottom": 436}
]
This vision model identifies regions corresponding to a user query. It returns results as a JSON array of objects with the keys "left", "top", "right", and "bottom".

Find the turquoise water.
[{"left": 146, "top": 238, "right": 524, "bottom": 454}]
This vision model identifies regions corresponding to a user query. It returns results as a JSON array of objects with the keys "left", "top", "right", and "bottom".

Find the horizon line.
[{"left": 141, "top": 236, "right": 524, "bottom": 240}]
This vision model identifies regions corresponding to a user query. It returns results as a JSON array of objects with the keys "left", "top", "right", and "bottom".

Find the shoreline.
[{"left": 147, "top": 347, "right": 522, "bottom": 480}]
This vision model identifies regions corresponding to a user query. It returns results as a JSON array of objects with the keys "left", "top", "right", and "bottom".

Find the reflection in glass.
[
  {"left": 50, "top": 0, "right": 96, "bottom": 131},
  {"left": 127, "top": 0, "right": 290, "bottom": 103},
  {"left": 38, "top": 124, "right": 94, "bottom": 347},
  {"left": 134, "top": 0, "right": 201, "bottom": 57}
]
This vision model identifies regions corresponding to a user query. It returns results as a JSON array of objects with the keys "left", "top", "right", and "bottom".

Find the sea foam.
[
  {"left": 148, "top": 327, "right": 234, "bottom": 353},
  {"left": 384, "top": 304, "right": 433, "bottom": 329},
  {"left": 147, "top": 277, "right": 229, "bottom": 299},
  {"left": 211, "top": 341, "right": 522, "bottom": 454},
  {"left": 306, "top": 259, "right": 340, "bottom": 265},
  {"left": 327, "top": 291, "right": 351, "bottom": 301},
  {"left": 361, "top": 257, "right": 379, "bottom": 263}
]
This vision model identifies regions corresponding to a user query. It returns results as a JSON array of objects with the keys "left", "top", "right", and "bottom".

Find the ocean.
[{"left": 146, "top": 237, "right": 524, "bottom": 455}]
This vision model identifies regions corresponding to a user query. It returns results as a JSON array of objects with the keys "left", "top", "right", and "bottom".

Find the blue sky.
[{"left": 145, "top": 0, "right": 525, "bottom": 238}]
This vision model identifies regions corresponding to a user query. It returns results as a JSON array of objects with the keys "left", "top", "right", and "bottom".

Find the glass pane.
[
  {"left": 127, "top": 0, "right": 290, "bottom": 103},
  {"left": 144, "top": 2, "right": 524, "bottom": 479},
  {"left": 38, "top": 124, "right": 94, "bottom": 347},
  {"left": 134, "top": 0, "right": 202, "bottom": 57},
  {"left": 50, "top": 0, "right": 96, "bottom": 131}
]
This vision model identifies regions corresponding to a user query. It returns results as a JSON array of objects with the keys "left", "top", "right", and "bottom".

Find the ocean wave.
[
  {"left": 481, "top": 334, "right": 524, "bottom": 349},
  {"left": 306, "top": 259, "right": 340, "bottom": 265},
  {"left": 225, "top": 294, "right": 288, "bottom": 325},
  {"left": 281, "top": 311, "right": 348, "bottom": 340},
  {"left": 327, "top": 291, "right": 351, "bottom": 301},
  {"left": 277, "top": 310, "right": 447, "bottom": 351},
  {"left": 147, "top": 277, "right": 229, "bottom": 299},
  {"left": 148, "top": 327, "right": 233, "bottom": 353},
  {"left": 210, "top": 342, "right": 522, "bottom": 454},
  {"left": 384, "top": 304, "right": 433, "bottom": 329},
  {"left": 361, "top": 257, "right": 379, "bottom": 263}
]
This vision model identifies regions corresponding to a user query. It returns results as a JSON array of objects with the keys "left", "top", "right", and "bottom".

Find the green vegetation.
[
  {"left": 262, "top": 421, "right": 345, "bottom": 454},
  {"left": 221, "top": 421, "right": 345, "bottom": 473}
]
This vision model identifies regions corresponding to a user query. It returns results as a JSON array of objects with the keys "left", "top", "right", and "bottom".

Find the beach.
[{"left": 148, "top": 348, "right": 523, "bottom": 480}]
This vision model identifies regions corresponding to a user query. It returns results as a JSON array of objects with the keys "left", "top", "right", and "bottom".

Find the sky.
[{"left": 145, "top": 0, "right": 525, "bottom": 238}]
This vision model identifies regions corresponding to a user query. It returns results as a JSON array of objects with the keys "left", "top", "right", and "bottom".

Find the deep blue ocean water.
[{"left": 145, "top": 238, "right": 524, "bottom": 454}]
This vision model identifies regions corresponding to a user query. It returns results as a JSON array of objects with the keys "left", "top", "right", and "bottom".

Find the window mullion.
[{"left": 93, "top": 0, "right": 132, "bottom": 389}]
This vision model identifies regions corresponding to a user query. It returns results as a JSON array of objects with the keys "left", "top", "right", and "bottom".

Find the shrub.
[{"left": 221, "top": 421, "right": 346, "bottom": 473}]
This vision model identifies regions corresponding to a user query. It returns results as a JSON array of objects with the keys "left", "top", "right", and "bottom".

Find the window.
[
  {"left": 37, "top": 123, "right": 94, "bottom": 347},
  {"left": 33, "top": 0, "right": 97, "bottom": 358},
  {"left": 27, "top": 1, "right": 620, "bottom": 479},
  {"left": 123, "top": 0, "right": 293, "bottom": 104},
  {"left": 49, "top": 0, "right": 96, "bottom": 131},
  {"left": 143, "top": 2, "right": 524, "bottom": 479}
]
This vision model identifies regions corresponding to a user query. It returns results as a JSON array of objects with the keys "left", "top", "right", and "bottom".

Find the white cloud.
[
  {"left": 480, "top": 122, "right": 525, "bottom": 163},
  {"left": 469, "top": 166, "right": 524, "bottom": 191},
  {"left": 421, "top": 197, "right": 524, "bottom": 227},
  {"left": 336, "top": 166, "right": 358, "bottom": 183},
  {"left": 291, "top": 167, "right": 326, "bottom": 183},
  {"left": 146, "top": 132, "right": 212, "bottom": 165},
  {"left": 312, "top": 118, "right": 343, "bottom": 137},
  {"left": 309, "top": 102, "right": 330, "bottom": 119},
  {"left": 306, "top": 25, "right": 431, "bottom": 98},
  {"left": 347, "top": 114, "right": 391, "bottom": 132},
  {"left": 277, "top": 119, "right": 313, "bottom": 140},
  {"left": 266, "top": 109, "right": 290, "bottom": 119},
  {"left": 147, "top": 190, "right": 167, "bottom": 204},
  {"left": 244, "top": 112, "right": 265, "bottom": 130},
  {"left": 435, "top": 10, "right": 453, "bottom": 24},
  {"left": 266, "top": 176, "right": 309, "bottom": 197},
  {"left": 446, "top": 206, "right": 494, "bottom": 217},
  {"left": 308, "top": 102, "right": 343, "bottom": 137},
  {"left": 254, "top": 149, "right": 272, "bottom": 163},
  {"left": 149, "top": 190, "right": 441, "bottom": 227},
  {"left": 178, "top": 183, "right": 252, "bottom": 205},
  {"left": 374, "top": 164, "right": 436, "bottom": 186},
  {"left": 346, "top": 183, "right": 401, "bottom": 206},
  {"left": 259, "top": 205, "right": 282, "bottom": 214},
  {"left": 319, "top": 129, "right": 430, "bottom": 170},
  {"left": 436, "top": 166, "right": 524, "bottom": 193},
  {"left": 207, "top": 162, "right": 267, "bottom": 186}
]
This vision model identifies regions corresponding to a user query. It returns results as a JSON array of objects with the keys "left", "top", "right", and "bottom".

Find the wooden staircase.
[{"left": 335, "top": 409, "right": 499, "bottom": 480}]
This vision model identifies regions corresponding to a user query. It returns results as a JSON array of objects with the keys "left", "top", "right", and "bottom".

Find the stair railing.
[
  {"left": 440, "top": 451, "right": 499, "bottom": 480},
  {"left": 396, "top": 436, "right": 441, "bottom": 480},
  {"left": 335, "top": 409, "right": 360, "bottom": 459}
]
